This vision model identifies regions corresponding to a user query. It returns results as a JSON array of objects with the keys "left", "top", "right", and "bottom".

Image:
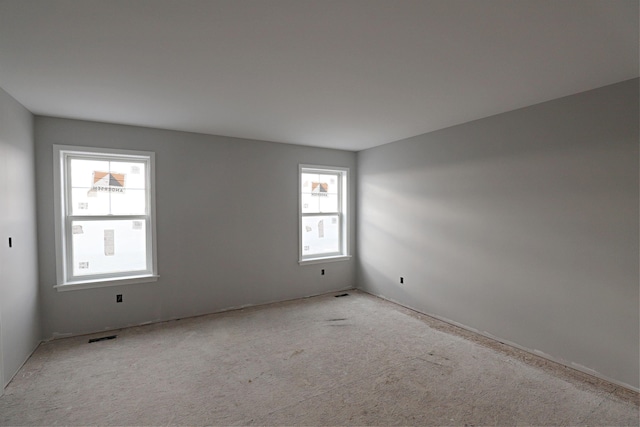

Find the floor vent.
[
  {"left": 334, "top": 293, "right": 349, "bottom": 298},
  {"left": 88, "top": 335, "right": 117, "bottom": 343}
]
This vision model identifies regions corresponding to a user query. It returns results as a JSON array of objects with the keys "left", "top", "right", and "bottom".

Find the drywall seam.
[
  {"left": 1, "top": 341, "right": 42, "bottom": 389},
  {"left": 363, "top": 290, "right": 640, "bottom": 394}
]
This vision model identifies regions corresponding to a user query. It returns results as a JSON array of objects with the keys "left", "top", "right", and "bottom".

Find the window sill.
[
  {"left": 54, "top": 274, "right": 159, "bottom": 292},
  {"left": 299, "top": 255, "right": 352, "bottom": 265}
]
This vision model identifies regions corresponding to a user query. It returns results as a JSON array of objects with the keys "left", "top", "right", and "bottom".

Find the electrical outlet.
[
  {"left": 321, "top": 269, "right": 325, "bottom": 275},
  {"left": 400, "top": 277, "right": 404, "bottom": 284},
  {"left": 116, "top": 294, "right": 123, "bottom": 303}
]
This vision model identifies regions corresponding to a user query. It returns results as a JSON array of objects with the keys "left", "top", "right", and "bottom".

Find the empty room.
[{"left": 0, "top": 0, "right": 638, "bottom": 425}]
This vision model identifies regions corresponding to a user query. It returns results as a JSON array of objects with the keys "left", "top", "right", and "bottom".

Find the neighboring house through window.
[
  {"left": 299, "top": 165, "right": 350, "bottom": 263},
  {"left": 53, "top": 145, "right": 158, "bottom": 290}
]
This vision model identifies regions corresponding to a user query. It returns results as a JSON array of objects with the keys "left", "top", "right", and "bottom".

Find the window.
[
  {"left": 53, "top": 145, "right": 158, "bottom": 290},
  {"left": 299, "top": 165, "right": 350, "bottom": 263}
]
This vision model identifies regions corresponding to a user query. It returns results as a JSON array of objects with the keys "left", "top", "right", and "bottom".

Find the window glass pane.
[
  {"left": 301, "top": 215, "right": 340, "bottom": 256},
  {"left": 110, "top": 189, "right": 146, "bottom": 215},
  {"left": 319, "top": 194, "right": 338, "bottom": 212},
  {"left": 71, "top": 219, "right": 147, "bottom": 276},
  {"left": 301, "top": 173, "right": 318, "bottom": 192},
  {"left": 301, "top": 193, "right": 319, "bottom": 213},
  {"left": 318, "top": 174, "right": 338, "bottom": 194},
  {"left": 114, "top": 161, "right": 146, "bottom": 190},
  {"left": 70, "top": 159, "right": 109, "bottom": 188},
  {"left": 71, "top": 187, "right": 111, "bottom": 215},
  {"left": 70, "top": 158, "right": 147, "bottom": 215}
]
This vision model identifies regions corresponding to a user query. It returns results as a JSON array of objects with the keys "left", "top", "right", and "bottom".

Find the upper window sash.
[{"left": 63, "top": 154, "right": 150, "bottom": 217}]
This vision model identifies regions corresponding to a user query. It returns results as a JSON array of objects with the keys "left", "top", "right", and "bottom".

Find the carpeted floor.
[{"left": 0, "top": 291, "right": 638, "bottom": 426}]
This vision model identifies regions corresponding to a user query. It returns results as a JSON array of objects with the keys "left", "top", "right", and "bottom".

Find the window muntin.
[
  {"left": 299, "top": 166, "right": 348, "bottom": 262},
  {"left": 54, "top": 146, "right": 157, "bottom": 289}
]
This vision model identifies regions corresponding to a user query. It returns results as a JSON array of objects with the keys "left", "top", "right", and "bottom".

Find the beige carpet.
[{"left": 0, "top": 291, "right": 638, "bottom": 426}]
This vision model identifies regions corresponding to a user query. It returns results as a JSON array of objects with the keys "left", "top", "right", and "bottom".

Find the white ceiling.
[{"left": 0, "top": 0, "right": 637, "bottom": 151}]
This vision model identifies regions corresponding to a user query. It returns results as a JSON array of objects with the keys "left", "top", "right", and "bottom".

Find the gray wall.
[
  {"left": 357, "top": 79, "right": 639, "bottom": 390},
  {"left": 0, "top": 88, "right": 41, "bottom": 389},
  {"left": 35, "top": 117, "right": 357, "bottom": 338}
]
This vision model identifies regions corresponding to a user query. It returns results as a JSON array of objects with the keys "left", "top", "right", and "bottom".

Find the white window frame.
[
  {"left": 299, "top": 164, "right": 350, "bottom": 264},
  {"left": 53, "top": 145, "right": 158, "bottom": 291}
]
